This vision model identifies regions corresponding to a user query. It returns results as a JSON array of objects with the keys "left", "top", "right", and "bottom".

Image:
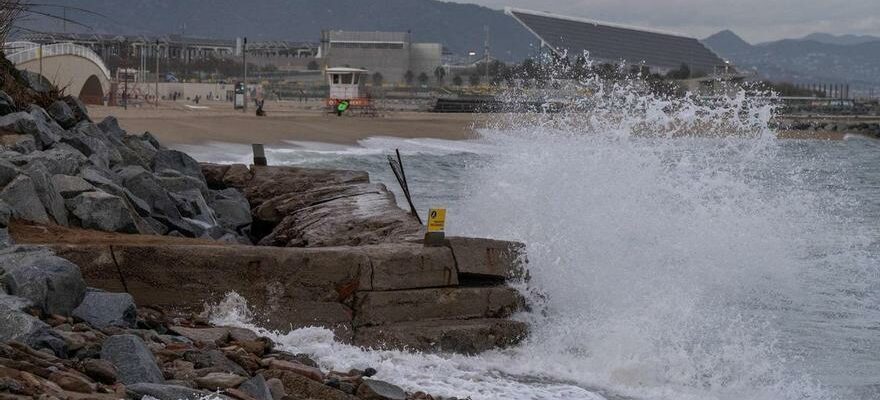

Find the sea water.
[{"left": 181, "top": 82, "right": 880, "bottom": 400}]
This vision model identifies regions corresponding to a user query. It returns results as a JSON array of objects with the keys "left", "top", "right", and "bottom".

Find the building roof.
[
  {"left": 506, "top": 8, "right": 728, "bottom": 73},
  {"left": 325, "top": 31, "right": 409, "bottom": 44}
]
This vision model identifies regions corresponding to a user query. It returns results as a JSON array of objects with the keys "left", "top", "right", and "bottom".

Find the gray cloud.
[{"left": 465, "top": 0, "right": 880, "bottom": 42}]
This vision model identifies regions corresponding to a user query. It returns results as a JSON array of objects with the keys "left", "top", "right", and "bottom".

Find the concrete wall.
[
  {"left": 154, "top": 82, "right": 263, "bottom": 102},
  {"left": 324, "top": 47, "right": 411, "bottom": 84}
]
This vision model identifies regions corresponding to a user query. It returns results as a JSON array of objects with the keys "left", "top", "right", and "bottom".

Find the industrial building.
[
  {"left": 506, "top": 8, "right": 729, "bottom": 75},
  {"left": 319, "top": 31, "right": 442, "bottom": 84}
]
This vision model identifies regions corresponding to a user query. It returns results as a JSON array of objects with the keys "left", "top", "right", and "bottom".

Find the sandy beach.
[{"left": 89, "top": 101, "right": 485, "bottom": 147}]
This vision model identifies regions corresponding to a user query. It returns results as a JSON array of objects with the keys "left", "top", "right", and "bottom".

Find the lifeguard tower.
[{"left": 326, "top": 67, "right": 377, "bottom": 116}]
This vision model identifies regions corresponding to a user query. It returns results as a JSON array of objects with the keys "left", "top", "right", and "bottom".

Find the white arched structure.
[{"left": 5, "top": 41, "right": 112, "bottom": 104}]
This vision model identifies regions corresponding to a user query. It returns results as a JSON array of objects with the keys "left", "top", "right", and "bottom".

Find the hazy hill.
[
  {"left": 18, "top": 0, "right": 539, "bottom": 61},
  {"left": 800, "top": 32, "right": 880, "bottom": 46},
  {"left": 703, "top": 30, "right": 880, "bottom": 88}
]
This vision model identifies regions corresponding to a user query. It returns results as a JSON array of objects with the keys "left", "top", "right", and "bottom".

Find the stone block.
[
  {"left": 354, "top": 318, "right": 528, "bottom": 354},
  {"left": 446, "top": 237, "right": 528, "bottom": 281},
  {"left": 360, "top": 243, "right": 458, "bottom": 291},
  {"left": 353, "top": 286, "right": 524, "bottom": 327}
]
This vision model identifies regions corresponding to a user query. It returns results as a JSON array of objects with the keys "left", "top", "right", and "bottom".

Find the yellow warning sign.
[{"left": 427, "top": 208, "right": 446, "bottom": 233}]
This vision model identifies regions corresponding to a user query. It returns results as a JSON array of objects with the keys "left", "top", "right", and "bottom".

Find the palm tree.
[
  {"left": 404, "top": 70, "right": 415, "bottom": 86},
  {"left": 372, "top": 72, "right": 384, "bottom": 87},
  {"left": 452, "top": 75, "right": 463, "bottom": 86},
  {"left": 417, "top": 72, "right": 429, "bottom": 86}
]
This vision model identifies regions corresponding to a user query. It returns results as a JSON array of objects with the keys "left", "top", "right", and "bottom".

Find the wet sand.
[{"left": 89, "top": 101, "right": 485, "bottom": 146}]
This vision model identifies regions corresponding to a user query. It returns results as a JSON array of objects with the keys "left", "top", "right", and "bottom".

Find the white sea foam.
[{"left": 199, "top": 65, "right": 879, "bottom": 399}]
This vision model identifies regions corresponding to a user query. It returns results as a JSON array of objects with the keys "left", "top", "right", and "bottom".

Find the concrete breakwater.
[{"left": 0, "top": 77, "right": 531, "bottom": 398}]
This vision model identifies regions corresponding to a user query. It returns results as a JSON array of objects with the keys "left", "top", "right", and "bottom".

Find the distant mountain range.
[
  {"left": 702, "top": 31, "right": 880, "bottom": 89},
  {"left": 15, "top": 0, "right": 539, "bottom": 62}
]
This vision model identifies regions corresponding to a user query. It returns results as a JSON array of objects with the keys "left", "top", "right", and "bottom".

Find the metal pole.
[
  {"left": 38, "top": 44, "right": 42, "bottom": 78},
  {"left": 155, "top": 40, "right": 160, "bottom": 109},
  {"left": 243, "top": 37, "right": 248, "bottom": 113},
  {"left": 484, "top": 25, "right": 490, "bottom": 83}
]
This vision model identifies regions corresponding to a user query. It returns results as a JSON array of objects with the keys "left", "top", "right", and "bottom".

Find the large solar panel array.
[{"left": 508, "top": 8, "right": 727, "bottom": 74}]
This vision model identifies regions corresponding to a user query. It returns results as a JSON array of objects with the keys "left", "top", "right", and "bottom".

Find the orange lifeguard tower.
[{"left": 326, "top": 67, "right": 376, "bottom": 116}]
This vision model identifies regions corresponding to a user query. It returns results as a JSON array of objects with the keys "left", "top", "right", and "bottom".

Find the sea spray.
[{"left": 196, "top": 61, "right": 879, "bottom": 399}]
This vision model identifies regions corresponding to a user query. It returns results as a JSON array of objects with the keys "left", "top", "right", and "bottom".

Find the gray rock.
[
  {"left": 0, "top": 111, "right": 60, "bottom": 150},
  {"left": 182, "top": 349, "right": 248, "bottom": 376},
  {"left": 22, "top": 161, "right": 69, "bottom": 226},
  {"left": 0, "top": 294, "right": 44, "bottom": 342},
  {"left": 27, "top": 107, "right": 65, "bottom": 149},
  {"left": 97, "top": 116, "right": 126, "bottom": 139},
  {"left": 0, "top": 90, "right": 15, "bottom": 116},
  {"left": 0, "top": 249, "right": 86, "bottom": 316},
  {"left": 240, "top": 374, "right": 273, "bottom": 400},
  {"left": 0, "top": 293, "right": 67, "bottom": 356},
  {"left": 126, "top": 383, "right": 209, "bottom": 400},
  {"left": 0, "top": 227, "right": 12, "bottom": 247},
  {"left": 101, "top": 334, "right": 164, "bottom": 385},
  {"left": 0, "top": 174, "right": 50, "bottom": 223},
  {"left": 157, "top": 174, "right": 210, "bottom": 198},
  {"left": 59, "top": 123, "right": 117, "bottom": 170},
  {"left": 0, "top": 200, "right": 11, "bottom": 228},
  {"left": 46, "top": 100, "right": 76, "bottom": 129},
  {"left": 31, "top": 146, "right": 89, "bottom": 176},
  {"left": 72, "top": 291, "right": 137, "bottom": 329},
  {"left": 66, "top": 191, "right": 138, "bottom": 233},
  {"left": 122, "top": 136, "right": 159, "bottom": 167},
  {"left": 169, "top": 189, "right": 216, "bottom": 226},
  {"left": 117, "top": 166, "right": 181, "bottom": 219},
  {"left": 356, "top": 379, "right": 407, "bottom": 400},
  {"left": 152, "top": 149, "right": 204, "bottom": 180},
  {"left": 0, "top": 159, "right": 19, "bottom": 188},
  {"left": 210, "top": 189, "right": 252, "bottom": 231},
  {"left": 8, "top": 135, "right": 36, "bottom": 154},
  {"left": 80, "top": 167, "right": 124, "bottom": 195},
  {"left": 62, "top": 95, "right": 90, "bottom": 123},
  {"left": 52, "top": 174, "right": 96, "bottom": 199}
]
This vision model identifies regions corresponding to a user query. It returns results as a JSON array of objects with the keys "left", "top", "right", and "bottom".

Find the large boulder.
[
  {"left": 46, "top": 100, "right": 77, "bottom": 129},
  {"left": 0, "top": 111, "right": 62, "bottom": 149},
  {"left": 72, "top": 290, "right": 137, "bottom": 329},
  {"left": 0, "top": 247, "right": 87, "bottom": 316},
  {"left": 152, "top": 149, "right": 204, "bottom": 180},
  {"left": 62, "top": 95, "right": 90, "bottom": 123},
  {"left": 97, "top": 116, "right": 126, "bottom": 139},
  {"left": 66, "top": 191, "right": 138, "bottom": 233},
  {"left": 0, "top": 294, "right": 44, "bottom": 342},
  {"left": 52, "top": 174, "right": 97, "bottom": 199},
  {"left": 117, "top": 166, "right": 182, "bottom": 220},
  {"left": 22, "top": 161, "right": 69, "bottom": 226},
  {"left": 0, "top": 90, "right": 15, "bottom": 116},
  {"left": 0, "top": 174, "right": 50, "bottom": 223},
  {"left": 0, "top": 159, "right": 19, "bottom": 187},
  {"left": 0, "top": 294, "right": 68, "bottom": 356},
  {"left": 28, "top": 106, "right": 66, "bottom": 148},
  {"left": 209, "top": 189, "right": 252, "bottom": 232},
  {"left": 101, "top": 334, "right": 164, "bottom": 385},
  {"left": 168, "top": 189, "right": 216, "bottom": 226}
]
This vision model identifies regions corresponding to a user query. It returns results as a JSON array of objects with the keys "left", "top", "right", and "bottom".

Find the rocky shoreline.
[{"left": 0, "top": 64, "right": 530, "bottom": 398}]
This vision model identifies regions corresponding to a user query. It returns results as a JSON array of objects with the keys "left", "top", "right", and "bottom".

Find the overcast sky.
[{"left": 464, "top": 0, "right": 880, "bottom": 43}]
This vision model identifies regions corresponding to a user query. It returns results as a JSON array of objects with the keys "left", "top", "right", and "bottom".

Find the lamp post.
[{"left": 243, "top": 37, "right": 248, "bottom": 113}]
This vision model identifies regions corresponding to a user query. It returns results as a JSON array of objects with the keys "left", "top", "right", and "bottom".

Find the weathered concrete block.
[
  {"left": 52, "top": 244, "right": 368, "bottom": 332},
  {"left": 360, "top": 243, "right": 458, "bottom": 291},
  {"left": 353, "top": 286, "right": 524, "bottom": 327},
  {"left": 446, "top": 237, "right": 527, "bottom": 281},
  {"left": 354, "top": 318, "right": 528, "bottom": 354}
]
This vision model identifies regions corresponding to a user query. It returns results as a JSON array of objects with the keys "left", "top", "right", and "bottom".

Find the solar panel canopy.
[{"left": 508, "top": 8, "right": 727, "bottom": 75}]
